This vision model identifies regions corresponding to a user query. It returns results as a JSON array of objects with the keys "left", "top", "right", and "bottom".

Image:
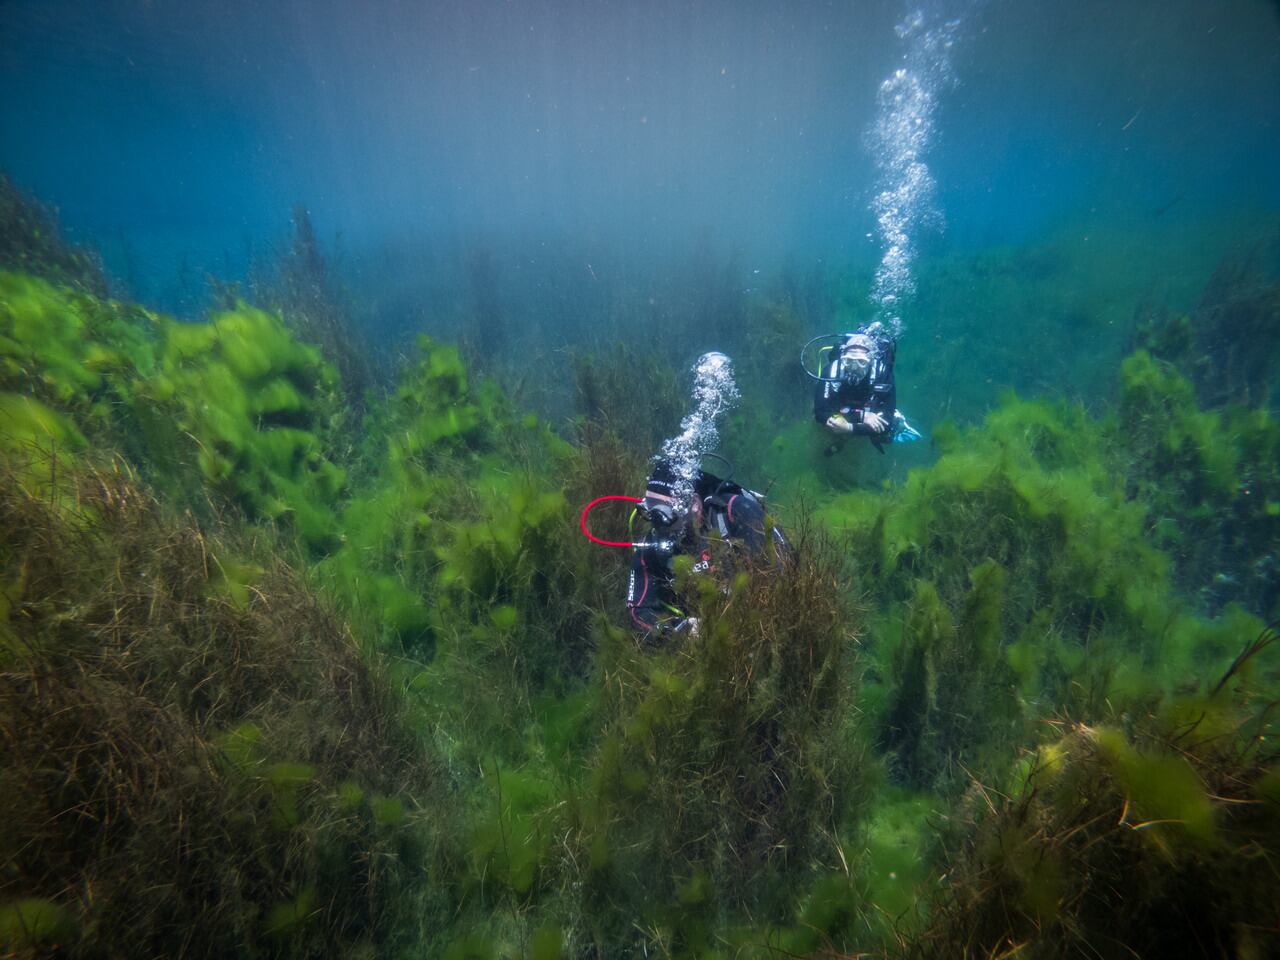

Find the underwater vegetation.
[
  {"left": 812, "top": 376, "right": 1277, "bottom": 793},
  {"left": 1128, "top": 269, "right": 1280, "bottom": 618},
  {"left": 0, "top": 270, "right": 348, "bottom": 553},
  {"left": 911, "top": 643, "right": 1279, "bottom": 959},
  {"left": 0, "top": 455, "right": 456, "bottom": 959},
  {"left": 572, "top": 525, "right": 866, "bottom": 953},
  {"left": 247, "top": 204, "right": 379, "bottom": 416},
  {"left": 1165, "top": 251, "right": 1280, "bottom": 410},
  {"left": 0, "top": 183, "right": 1277, "bottom": 958}
]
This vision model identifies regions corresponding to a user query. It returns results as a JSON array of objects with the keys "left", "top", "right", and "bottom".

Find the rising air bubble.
[
  {"left": 658, "top": 352, "right": 739, "bottom": 507},
  {"left": 866, "top": 5, "right": 964, "bottom": 339}
]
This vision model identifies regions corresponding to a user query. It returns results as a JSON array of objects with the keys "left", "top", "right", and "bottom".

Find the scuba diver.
[
  {"left": 808, "top": 323, "right": 921, "bottom": 452},
  {"left": 625, "top": 456, "right": 789, "bottom": 638},
  {"left": 579, "top": 351, "right": 786, "bottom": 639}
]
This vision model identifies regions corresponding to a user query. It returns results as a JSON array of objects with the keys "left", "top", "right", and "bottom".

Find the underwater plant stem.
[
  {"left": 490, "top": 756, "right": 527, "bottom": 956},
  {"left": 1210, "top": 623, "right": 1278, "bottom": 697}
]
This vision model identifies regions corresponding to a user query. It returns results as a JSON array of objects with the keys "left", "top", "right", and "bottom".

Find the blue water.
[{"left": 3, "top": 0, "right": 1276, "bottom": 326}]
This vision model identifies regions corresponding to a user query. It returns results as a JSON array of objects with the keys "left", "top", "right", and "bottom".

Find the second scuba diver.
[{"left": 811, "top": 322, "right": 921, "bottom": 451}]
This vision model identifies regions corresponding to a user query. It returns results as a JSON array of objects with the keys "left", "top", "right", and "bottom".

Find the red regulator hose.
[{"left": 580, "top": 495, "right": 643, "bottom": 548}]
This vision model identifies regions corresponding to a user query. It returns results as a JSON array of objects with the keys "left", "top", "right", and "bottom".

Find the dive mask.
[
  {"left": 643, "top": 500, "right": 678, "bottom": 528},
  {"left": 839, "top": 352, "right": 871, "bottom": 382}
]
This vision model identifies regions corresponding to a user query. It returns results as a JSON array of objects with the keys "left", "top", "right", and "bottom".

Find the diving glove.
[{"left": 892, "top": 410, "right": 922, "bottom": 443}]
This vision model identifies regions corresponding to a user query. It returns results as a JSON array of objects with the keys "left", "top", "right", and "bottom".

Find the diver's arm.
[
  {"left": 718, "top": 490, "right": 767, "bottom": 552},
  {"left": 845, "top": 370, "right": 895, "bottom": 436},
  {"left": 721, "top": 491, "right": 792, "bottom": 564},
  {"left": 845, "top": 408, "right": 889, "bottom": 435},
  {"left": 871, "top": 372, "right": 896, "bottom": 422}
]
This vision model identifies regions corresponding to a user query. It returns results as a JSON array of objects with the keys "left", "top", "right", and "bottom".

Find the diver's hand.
[
  {"left": 826, "top": 414, "right": 854, "bottom": 433},
  {"left": 676, "top": 617, "right": 701, "bottom": 638},
  {"left": 863, "top": 411, "right": 888, "bottom": 433}
]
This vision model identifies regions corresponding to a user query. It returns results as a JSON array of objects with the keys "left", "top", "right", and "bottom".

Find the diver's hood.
[{"left": 842, "top": 333, "right": 875, "bottom": 353}]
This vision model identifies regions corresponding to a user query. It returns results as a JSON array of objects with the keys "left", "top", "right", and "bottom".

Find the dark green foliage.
[
  {"left": 1118, "top": 350, "right": 1280, "bottom": 618},
  {"left": 1125, "top": 254, "right": 1280, "bottom": 617},
  {"left": 574, "top": 524, "right": 870, "bottom": 951},
  {"left": 0, "top": 454, "right": 457, "bottom": 959},
  {"left": 267, "top": 204, "right": 377, "bottom": 412},
  {"left": 1, "top": 192, "right": 1277, "bottom": 960},
  {"left": 1186, "top": 253, "right": 1280, "bottom": 408},
  {"left": 911, "top": 649, "right": 1279, "bottom": 959},
  {"left": 812, "top": 387, "right": 1274, "bottom": 798},
  {"left": 570, "top": 342, "right": 684, "bottom": 453},
  {"left": 883, "top": 564, "right": 1020, "bottom": 790},
  {"left": 737, "top": 300, "right": 810, "bottom": 411}
]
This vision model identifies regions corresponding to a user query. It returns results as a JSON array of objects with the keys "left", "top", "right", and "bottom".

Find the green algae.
[
  {"left": 263, "top": 886, "right": 319, "bottom": 940},
  {"left": 0, "top": 242, "right": 1274, "bottom": 960},
  {"left": 1119, "top": 349, "right": 1280, "bottom": 618},
  {"left": 0, "top": 453, "right": 457, "bottom": 958},
  {"left": 145, "top": 303, "right": 346, "bottom": 551},
  {"left": 0, "top": 392, "right": 87, "bottom": 510},
  {"left": 468, "top": 764, "right": 559, "bottom": 897},
  {"left": 0, "top": 273, "right": 347, "bottom": 550},
  {"left": 0, "top": 271, "right": 157, "bottom": 407},
  {"left": 0, "top": 897, "right": 79, "bottom": 950},
  {"left": 805, "top": 376, "right": 1277, "bottom": 805},
  {"left": 918, "top": 696, "right": 1277, "bottom": 958}
]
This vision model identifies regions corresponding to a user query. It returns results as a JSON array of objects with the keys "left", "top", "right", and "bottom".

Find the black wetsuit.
[
  {"left": 625, "top": 471, "right": 788, "bottom": 636},
  {"left": 813, "top": 334, "right": 897, "bottom": 451}
]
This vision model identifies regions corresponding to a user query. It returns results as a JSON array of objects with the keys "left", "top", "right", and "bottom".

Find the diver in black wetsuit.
[
  {"left": 625, "top": 457, "right": 789, "bottom": 638},
  {"left": 813, "top": 327, "right": 901, "bottom": 451}
]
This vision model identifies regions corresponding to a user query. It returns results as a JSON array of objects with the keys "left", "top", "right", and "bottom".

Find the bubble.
[
  {"left": 657, "top": 352, "right": 739, "bottom": 507},
  {"left": 865, "top": 5, "right": 965, "bottom": 338}
]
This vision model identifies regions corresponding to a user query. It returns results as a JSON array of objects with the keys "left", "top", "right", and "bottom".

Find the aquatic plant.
[
  {"left": 0, "top": 271, "right": 158, "bottom": 428},
  {"left": 718, "top": 297, "right": 811, "bottom": 461},
  {"left": 0, "top": 272, "right": 350, "bottom": 552},
  {"left": 1182, "top": 252, "right": 1280, "bottom": 408},
  {"left": 809, "top": 387, "right": 1271, "bottom": 794},
  {"left": 570, "top": 522, "right": 871, "bottom": 952},
  {"left": 908, "top": 627, "right": 1278, "bottom": 959},
  {"left": 570, "top": 341, "right": 684, "bottom": 454},
  {"left": 257, "top": 204, "right": 377, "bottom": 413},
  {"left": 1119, "top": 348, "right": 1280, "bottom": 619},
  {"left": 141, "top": 301, "right": 347, "bottom": 552},
  {"left": 2, "top": 182, "right": 1274, "bottom": 959},
  {"left": 322, "top": 335, "right": 576, "bottom": 658},
  {"left": 0, "top": 451, "right": 457, "bottom": 959}
]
